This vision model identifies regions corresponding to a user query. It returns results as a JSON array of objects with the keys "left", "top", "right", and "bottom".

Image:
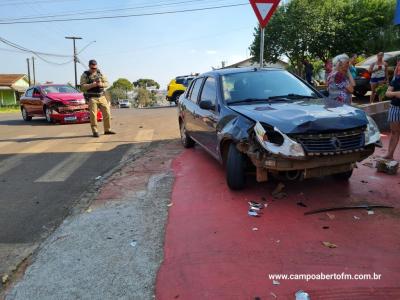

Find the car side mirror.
[{"left": 199, "top": 100, "right": 215, "bottom": 110}]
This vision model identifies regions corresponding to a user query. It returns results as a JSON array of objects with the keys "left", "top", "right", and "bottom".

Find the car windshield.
[
  {"left": 41, "top": 85, "right": 79, "bottom": 94},
  {"left": 222, "top": 70, "right": 317, "bottom": 104}
]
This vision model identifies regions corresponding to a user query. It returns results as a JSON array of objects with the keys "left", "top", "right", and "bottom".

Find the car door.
[
  {"left": 183, "top": 78, "right": 204, "bottom": 137},
  {"left": 192, "top": 77, "right": 219, "bottom": 154},
  {"left": 21, "top": 88, "right": 34, "bottom": 113},
  {"left": 31, "top": 87, "right": 44, "bottom": 115}
]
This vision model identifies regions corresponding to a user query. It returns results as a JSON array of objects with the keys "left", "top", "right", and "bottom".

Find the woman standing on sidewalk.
[
  {"left": 369, "top": 52, "right": 388, "bottom": 103},
  {"left": 384, "top": 60, "right": 400, "bottom": 160},
  {"left": 327, "top": 54, "right": 355, "bottom": 105}
]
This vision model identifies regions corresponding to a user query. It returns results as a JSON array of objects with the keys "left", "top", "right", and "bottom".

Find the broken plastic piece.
[
  {"left": 248, "top": 201, "right": 265, "bottom": 209},
  {"left": 367, "top": 210, "right": 375, "bottom": 215},
  {"left": 305, "top": 204, "right": 393, "bottom": 215},
  {"left": 327, "top": 213, "right": 335, "bottom": 220},
  {"left": 354, "top": 216, "right": 360, "bottom": 220},
  {"left": 252, "top": 227, "right": 259, "bottom": 231},
  {"left": 322, "top": 241, "right": 337, "bottom": 248},
  {"left": 248, "top": 210, "right": 260, "bottom": 217},
  {"left": 270, "top": 292, "right": 277, "bottom": 299},
  {"left": 95, "top": 176, "right": 102, "bottom": 180},
  {"left": 130, "top": 240, "right": 137, "bottom": 247},
  {"left": 2, "top": 274, "right": 9, "bottom": 284},
  {"left": 295, "top": 290, "right": 311, "bottom": 300},
  {"left": 167, "top": 203, "right": 173, "bottom": 207}
]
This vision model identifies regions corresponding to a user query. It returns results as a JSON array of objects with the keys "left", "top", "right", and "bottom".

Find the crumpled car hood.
[{"left": 228, "top": 99, "right": 368, "bottom": 134}]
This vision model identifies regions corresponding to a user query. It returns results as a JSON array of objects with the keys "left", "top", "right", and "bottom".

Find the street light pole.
[{"left": 65, "top": 36, "right": 82, "bottom": 88}]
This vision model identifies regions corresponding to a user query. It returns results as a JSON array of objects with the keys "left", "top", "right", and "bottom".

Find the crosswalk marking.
[
  {"left": 0, "top": 134, "right": 36, "bottom": 151},
  {"left": 133, "top": 129, "right": 154, "bottom": 142},
  {"left": 0, "top": 133, "right": 73, "bottom": 176},
  {"left": 35, "top": 152, "right": 92, "bottom": 182},
  {"left": 34, "top": 136, "right": 111, "bottom": 182}
]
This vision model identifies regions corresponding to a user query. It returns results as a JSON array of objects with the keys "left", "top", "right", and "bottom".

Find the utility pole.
[
  {"left": 65, "top": 36, "right": 82, "bottom": 88},
  {"left": 32, "top": 56, "right": 36, "bottom": 85},
  {"left": 26, "top": 58, "right": 31, "bottom": 86}
]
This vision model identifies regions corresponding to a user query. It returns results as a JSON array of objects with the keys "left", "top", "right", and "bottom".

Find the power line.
[
  {"left": 0, "top": 3, "right": 248, "bottom": 25},
  {"left": 0, "top": 0, "right": 231, "bottom": 21},
  {"left": 0, "top": 36, "right": 74, "bottom": 65}
]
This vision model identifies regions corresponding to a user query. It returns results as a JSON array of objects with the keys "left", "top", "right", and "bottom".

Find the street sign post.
[{"left": 249, "top": 0, "right": 281, "bottom": 67}]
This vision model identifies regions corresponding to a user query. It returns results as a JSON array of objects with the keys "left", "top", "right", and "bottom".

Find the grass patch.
[{"left": 0, "top": 105, "right": 20, "bottom": 113}]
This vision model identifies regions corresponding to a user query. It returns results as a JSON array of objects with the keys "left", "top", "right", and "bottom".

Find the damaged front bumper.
[{"left": 239, "top": 121, "right": 377, "bottom": 181}]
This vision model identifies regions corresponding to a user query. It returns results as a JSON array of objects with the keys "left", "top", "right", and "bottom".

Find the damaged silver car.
[{"left": 178, "top": 67, "right": 381, "bottom": 190}]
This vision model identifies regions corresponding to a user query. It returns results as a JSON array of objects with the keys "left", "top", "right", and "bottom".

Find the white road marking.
[
  {"left": 0, "top": 134, "right": 36, "bottom": 151},
  {"left": 35, "top": 136, "right": 111, "bottom": 182},
  {"left": 0, "top": 133, "right": 73, "bottom": 176},
  {"left": 133, "top": 129, "right": 154, "bottom": 143}
]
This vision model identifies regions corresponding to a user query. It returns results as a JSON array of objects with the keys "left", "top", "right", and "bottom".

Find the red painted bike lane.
[{"left": 156, "top": 136, "right": 400, "bottom": 300}]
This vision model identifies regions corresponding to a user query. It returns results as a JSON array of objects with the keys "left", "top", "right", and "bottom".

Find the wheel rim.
[
  {"left": 46, "top": 108, "right": 51, "bottom": 122},
  {"left": 22, "top": 108, "right": 27, "bottom": 119},
  {"left": 180, "top": 123, "right": 187, "bottom": 144}
]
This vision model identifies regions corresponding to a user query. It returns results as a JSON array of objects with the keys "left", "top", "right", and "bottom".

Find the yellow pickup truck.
[{"left": 166, "top": 74, "right": 197, "bottom": 103}]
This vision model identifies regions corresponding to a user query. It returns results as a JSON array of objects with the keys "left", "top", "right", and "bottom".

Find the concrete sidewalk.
[{"left": 4, "top": 141, "right": 182, "bottom": 300}]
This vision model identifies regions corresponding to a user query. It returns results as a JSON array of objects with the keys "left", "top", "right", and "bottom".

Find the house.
[
  {"left": 0, "top": 74, "right": 29, "bottom": 106},
  {"left": 225, "top": 57, "right": 288, "bottom": 69}
]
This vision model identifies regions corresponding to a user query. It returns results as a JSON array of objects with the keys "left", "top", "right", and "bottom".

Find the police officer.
[{"left": 80, "top": 59, "right": 115, "bottom": 137}]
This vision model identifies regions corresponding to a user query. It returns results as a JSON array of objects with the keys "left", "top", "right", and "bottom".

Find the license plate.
[{"left": 64, "top": 116, "right": 77, "bottom": 121}]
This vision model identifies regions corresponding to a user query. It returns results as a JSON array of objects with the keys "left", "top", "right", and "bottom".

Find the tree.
[
  {"left": 135, "top": 88, "right": 156, "bottom": 107},
  {"left": 133, "top": 79, "right": 160, "bottom": 90},
  {"left": 111, "top": 78, "right": 133, "bottom": 91},
  {"left": 250, "top": 0, "right": 400, "bottom": 74}
]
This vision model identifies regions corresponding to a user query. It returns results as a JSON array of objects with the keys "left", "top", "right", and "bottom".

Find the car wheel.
[
  {"left": 179, "top": 121, "right": 195, "bottom": 148},
  {"left": 333, "top": 169, "right": 353, "bottom": 180},
  {"left": 226, "top": 143, "right": 246, "bottom": 190},
  {"left": 173, "top": 92, "right": 183, "bottom": 103},
  {"left": 21, "top": 107, "right": 32, "bottom": 121},
  {"left": 45, "top": 107, "right": 53, "bottom": 123}
]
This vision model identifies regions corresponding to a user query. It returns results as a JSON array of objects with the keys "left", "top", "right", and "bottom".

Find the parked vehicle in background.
[
  {"left": 20, "top": 84, "right": 102, "bottom": 124},
  {"left": 118, "top": 99, "right": 131, "bottom": 108},
  {"left": 354, "top": 51, "right": 400, "bottom": 97},
  {"left": 166, "top": 74, "right": 197, "bottom": 103},
  {"left": 178, "top": 68, "right": 381, "bottom": 190}
]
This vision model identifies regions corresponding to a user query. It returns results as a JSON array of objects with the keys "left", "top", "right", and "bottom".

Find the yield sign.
[{"left": 249, "top": 0, "right": 280, "bottom": 28}]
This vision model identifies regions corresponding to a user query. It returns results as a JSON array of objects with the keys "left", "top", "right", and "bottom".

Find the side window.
[
  {"left": 186, "top": 80, "right": 195, "bottom": 98},
  {"left": 25, "top": 88, "right": 33, "bottom": 97},
  {"left": 189, "top": 78, "right": 203, "bottom": 103},
  {"left": 200, "top": 77, "right": 217, "bottom": 106},
  {"left": 32, "top": 88, "right": 41, "bottom": 98}
]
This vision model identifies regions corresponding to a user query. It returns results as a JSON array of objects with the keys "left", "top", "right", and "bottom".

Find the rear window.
[{"left": 176, "top": 76, "right": 195, "bottom": 87}]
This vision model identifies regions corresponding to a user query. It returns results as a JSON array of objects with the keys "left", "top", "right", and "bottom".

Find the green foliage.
[
  {"left": 0, "top": 104, "right": 20, "bottom": 113},
  {"left": 250, "top": 0, "right": 399, "bottom": 75},
  {"left": 107, "top": 87, "right": 128, "bottom": 104},
  {"left": 376, "top": 84, "right": 389, "bottom": 100},
  {"left": 111, "top": 78, "right": 133, "bottom": 91},
  {"left": 133, "top": 79, "right": 160, "bottom": 90},
  {"left": 135, "top": 88, "right": 156, "bottom": 107}
]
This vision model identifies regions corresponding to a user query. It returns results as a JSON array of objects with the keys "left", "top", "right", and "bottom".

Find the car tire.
[
  {"left": 173, "top": 92, "right": 183, "bottom": 103},
  {"left": 45, "top": 107, "right": 53, "bottom": 123},
  {"left": 179, "top": 121, "right": 195, "bottom": 148},
  {"left": 333, "top": 169, "right": 353, "bottom": 180},
  {"left": 226, "top": 143, "right": 246, "bottom": 190},
  {"left": 21, "top": 107, "right": 32, "bottom": 121}
]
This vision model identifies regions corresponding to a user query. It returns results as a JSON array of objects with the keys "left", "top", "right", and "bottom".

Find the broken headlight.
[
  {"left": 254, "top": 122, "right": 305, "bottom": 158},
  {"left": 364, "top": 115, "right": 381, "bottom": 146}
]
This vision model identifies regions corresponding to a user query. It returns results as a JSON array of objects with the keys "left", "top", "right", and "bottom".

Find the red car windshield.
[{"left": 41, "top": 85, "right": 79, "bottom": 94}]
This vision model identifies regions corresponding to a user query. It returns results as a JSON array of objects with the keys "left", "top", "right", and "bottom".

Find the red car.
[{"left": 20, "top": 84, "right": 102, "bottom": 124}]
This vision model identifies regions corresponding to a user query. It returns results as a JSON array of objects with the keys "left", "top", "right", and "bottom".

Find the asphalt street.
[{"left": 0, "top": 107, "right": 179, "bottom": 287}]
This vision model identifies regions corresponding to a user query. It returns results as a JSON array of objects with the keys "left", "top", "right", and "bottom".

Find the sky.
[{"left": 0, "top": 0, "right": 264, "bottom": 89}]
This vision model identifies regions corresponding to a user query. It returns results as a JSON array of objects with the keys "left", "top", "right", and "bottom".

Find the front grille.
[{"left": 293, "top": 129, "right": 365, "bottom": 155}]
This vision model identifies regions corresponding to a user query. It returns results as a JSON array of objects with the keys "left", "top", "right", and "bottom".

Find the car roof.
[{"left": 198, "top": 67, "right": 284, "bottom": 77}]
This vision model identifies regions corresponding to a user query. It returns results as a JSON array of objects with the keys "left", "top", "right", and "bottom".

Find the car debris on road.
[
  {"left": 322, "top": 241, "right": 338, "bottom": 248},
  {"left": 376, "top": 158, "right": 399, "bottom": 175}
]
